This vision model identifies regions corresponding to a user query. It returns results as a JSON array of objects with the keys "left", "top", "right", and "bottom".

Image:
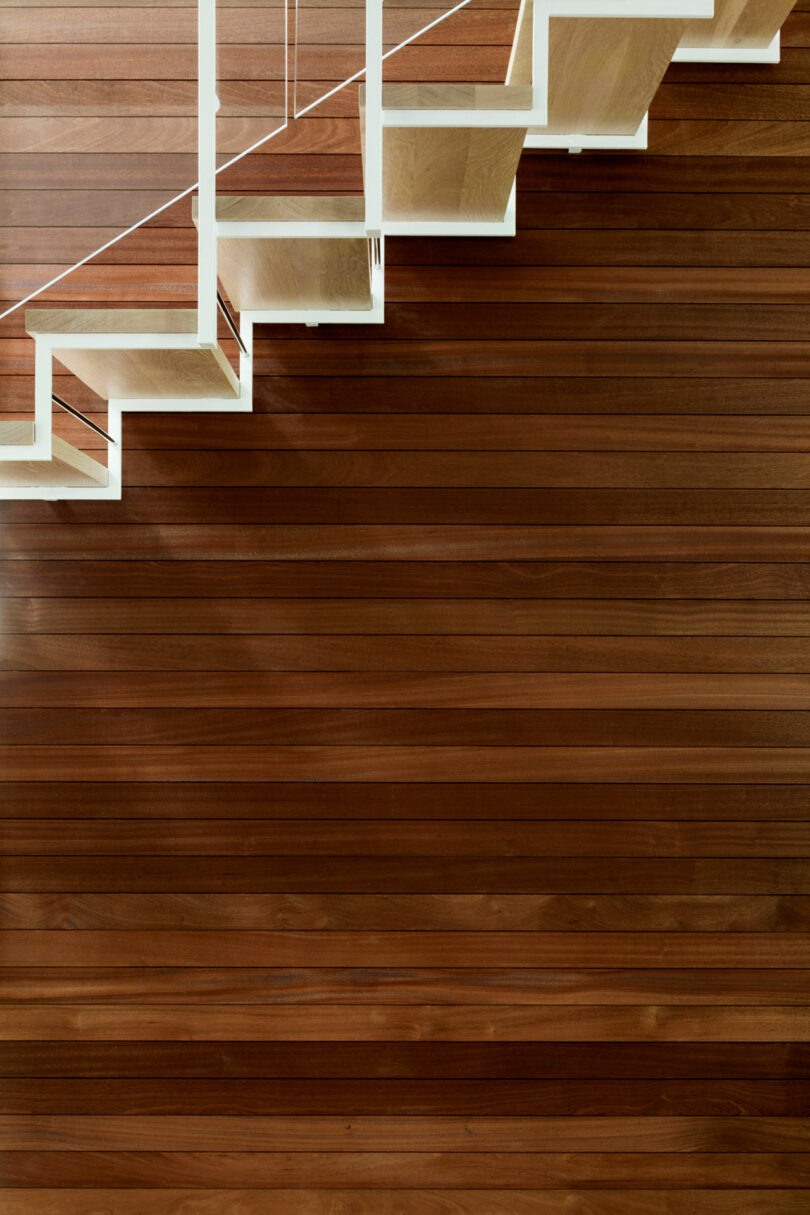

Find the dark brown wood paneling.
[
  {"left": 2, "top": 1, "right": 809, "bottom": 1207},
  {"left": 3, "top": 856, "right": 809, "bottom": 893}
]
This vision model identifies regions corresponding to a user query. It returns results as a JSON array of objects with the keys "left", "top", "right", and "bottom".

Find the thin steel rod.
[
  {"left": 52, "top": 394, "right": 116, "bottom": 444},
  {"left": 217, "top": 290, "right": 248, "bottom": 355},
  {"left": 197, "top": 0, "right": 218, "bottom": 345}
]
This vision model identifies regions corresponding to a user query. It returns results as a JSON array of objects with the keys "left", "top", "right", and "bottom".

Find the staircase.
[{"left": 0, "top": 0, "right": 797, "bottom": 500}]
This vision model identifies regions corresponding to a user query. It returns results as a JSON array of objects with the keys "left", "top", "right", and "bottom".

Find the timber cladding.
[{"left": 2, "top": 0, "right": 810, "bottom": 1212}]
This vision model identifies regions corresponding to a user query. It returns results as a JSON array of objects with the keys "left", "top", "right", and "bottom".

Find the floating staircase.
[{"left": 0, "top": 0, "right": 799, "bottom": 500}]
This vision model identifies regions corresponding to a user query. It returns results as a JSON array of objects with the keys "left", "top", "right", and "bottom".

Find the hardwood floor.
[{"left": 2, "top": 2, "right": 810, "bottom": 1212}]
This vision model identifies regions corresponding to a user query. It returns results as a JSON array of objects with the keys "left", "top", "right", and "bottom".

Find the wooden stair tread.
[
  {"left": 509, "top": 0, "right": 687, "bottom": 137},
  {"left": 202, "top": 196, "right": 366, "bottom": 224},
  {"left": 25, "top": 308, "right": 199, "bottom": 336},
  {"left": 49, "top": 345, "right": 239, "bottom": 401},
  {"left": 0, "top": 420, "right": 35, "bottom": 445},
  {"left": 382, "top": 83, "right": 533, "bottom": 112},
  {"left": 679, "top": 0, "right": 794, "bottom": 49},
  {"left": 217, "top": 234, "right": 373, "bottom": 313},
  {"left": 0, "top": 434, "right": 108, "bottom": 490}
]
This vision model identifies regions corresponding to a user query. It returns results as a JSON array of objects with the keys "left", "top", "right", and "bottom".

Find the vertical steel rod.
[
  {"left": 198, "top": 0, "right": 219, "bottom": 346},
  {"left": 365, "top": 0, "right": 384, "bottom": 237}
]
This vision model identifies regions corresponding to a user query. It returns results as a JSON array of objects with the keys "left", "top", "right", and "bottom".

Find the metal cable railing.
[{"left": 51, "top": 394, "right": 116, "bottom": 446}]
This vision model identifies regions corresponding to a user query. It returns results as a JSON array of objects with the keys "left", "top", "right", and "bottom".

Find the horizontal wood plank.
[
  {"left": 0, "top": 1190, "right": 805, "bottom": 1215},
  {"left": 0, "top": 1149, "right": 808, "bottom": 1187},
  {"left": 2, "top": 892, "right": 807, "bottom": 931},
  {"left": 1, "top": 1078, "right": 808, "bottom": 1115},
  {"left": 0, "top": 1114, "right": 805, "bottom": 1151},
  {"left": 0, "top": 1190, "right": 806, "bottom": 1215},
  {"left": 2, "top": 967, "right": 808, "bottom": 1005},
  {"left": 1, "top": 931, "right": 807, "bottom": 968}
]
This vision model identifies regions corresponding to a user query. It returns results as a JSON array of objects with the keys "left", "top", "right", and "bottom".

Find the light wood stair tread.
[
  {"left": 50, "top": 345, "right": 240, "bottom": 401},
  {"left": 0, "top": 420, "right": 35, "bottom": 445},
  {"left": 25, "top": 308, "right": 199, "bottom": 336},
  {"left": 679, "top": 0, "right": 794, "bottom": 49},
  {"left": 0, "top": 433, "right": 108, "bottom": 489},
  {"left": 201, "top": 196, "right": 366, "bottom": 223},
  {"left": 509, "top": 0, "right": 688, "bottom": 137},
  {"left": 217, "top": 234, "right": 373, "bottom": 313},
  {"left": 381, "top": 83, "right": 533, "bottom": 112}
]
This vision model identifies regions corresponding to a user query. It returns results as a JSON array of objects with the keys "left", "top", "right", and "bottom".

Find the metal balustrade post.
[
  {"left": 198, "top": 0, "right": 219, "bottom": 347},
  {"left": 365, "top": 0, "right": 384, "bottom": 237},
  {"left": 532, "top": 0, "right": 550, "bottom": 127}
]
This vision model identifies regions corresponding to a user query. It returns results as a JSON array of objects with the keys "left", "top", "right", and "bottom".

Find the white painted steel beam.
[
  {"left": 525, "top": 113, "right": 649, "bottom": 151},
  {"left": 382, "top": 182, "right": 517, "bottom": 238},
  {"left": 215, "top": 222, "right": 370, "bottom": 239},
  {"left": 673, "top": 32, "right": 780, "bottom": 62},
  {"left": 365, "top": 0, "right": 384, "bottom": 236},
  {"left": 197, "top": 0, "right": 219, "bottom": 347}
]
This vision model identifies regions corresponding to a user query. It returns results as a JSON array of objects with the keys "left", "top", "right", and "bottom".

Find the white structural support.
[
  {"left": 525, "top": 113, "right": 649, "bottom": 152},
  {"left": 197, "top": 0, "right": 219, "bottom": 346},
  {"left": 216, "top": 221, "right": 369, "bottom": 239},
  {"left": 554, "top": 0, "right": 712, "bottom": 13},
  {"left": 673, "top": 32, "right": 780, "bottom": 61},
  {"left": 381, "top": 103, "right": 534, "bottom": 129},
  {"left": 382, "top": 182, "right": 517, "bottom": 239},
  {"left": 0, "top": 340, "right": 53, "bottom": 462},
  {"left": 365, "top": 0, "right": 384, "bottom": 236},
  {"left": 530, "top": 1, "right": 549, "bottom": 126}
]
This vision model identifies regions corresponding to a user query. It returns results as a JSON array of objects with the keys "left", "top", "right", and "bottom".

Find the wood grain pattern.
[
  {"left": 1, "top": 967, "right": 808, "bottom": 1004},
  {"left": 511, "top": 6, "right": 683, "bottom": 135},
  {"left": 1, "top": 1149, "right": 809, "bottom": 1187},
  {"left": 3, "top": 1076, "right": 810, "bottom": 1115},
  {"left": 2, "top": 892, "right": 808, "bottom": 930},
  {"left": 3, "top": 930, "right": 808, "bottom": 968},
  {"left": 380, "top": 124, "right": 525, "bottom": 223},
  {"left": 7, "top": 634, "right": 810, "bottom": 671},
  {"left": 6, "top": 743, "right": 810, "bottom": 781},
  {"left": 4, "top": 559, "right": 810, "bottom": 597},
  {"left": 2, "top": 781, "right": 810, "bottom": 817},
  {"left": 1, "top": 816, "right": 808, "bottom": 854},
  {"left": 9, "top": 596, "right": 810, "bottom": 632},
  {"left": 1, "top": 1114, "right": 807, "bottom": 1150},
  {"left": 0, "top": 1192, "right": 807, "bottom": 1215},
  {"left": 5, "top": 856, "right": 806, "bottom": 894},
  {"left": 216, "top": 235, "right": 372, "bottom": 312},
  {"left": 679, "top": 0, "right": 796, "bottom": 51}
]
